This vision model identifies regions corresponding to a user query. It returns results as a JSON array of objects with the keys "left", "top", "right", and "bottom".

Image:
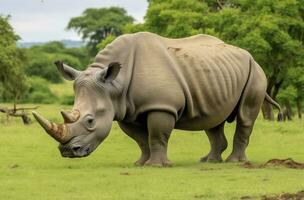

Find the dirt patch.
[
  {"left": 263, "top": 158, "right": 304, "bottom": 169},
  {"left": 9, "top": 164, "right": 19, "bottom": 169},
  {"left": 261, "top": 190, "right": 304, "bottom": 200},
  {"left": 240, "top": 191, "right": 304, "bottom": 200},
  {"left": 241, "top": 158, "right": 304, "bottom": 170},
  {"left": 242, "top": 161, "right": 258, "bottom": 169},
  {"left": 120, "top": 172, "right": 130, "bottom": 176},
  {"left": 240, "top": 195, "right": 256, "bottom": 199},
  {"left": 167, "top": 47, "right": 182, "bottom": 52},
  {"left": 200, "top": 167, "right": 218, "bottom": 171}
]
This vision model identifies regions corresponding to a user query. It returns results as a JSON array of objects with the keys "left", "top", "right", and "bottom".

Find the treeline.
[
  {"left": 0, "top": 0, "right": 303, "bottom": 120},
  {"left": 0, "top": 17, "right": 91, "bottom": 105},
  {"left": 23, "top": 42, "right": 90, "bottom": 104}
]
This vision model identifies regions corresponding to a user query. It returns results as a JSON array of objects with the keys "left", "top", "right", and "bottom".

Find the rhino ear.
[
  {"left": 54, "top": 60, "right": 81, "bottom": 81},
  {"left": 98, "top": 62, "right": 121, "bottom": 83}
]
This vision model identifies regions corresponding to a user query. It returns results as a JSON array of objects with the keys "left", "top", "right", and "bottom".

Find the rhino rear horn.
[{"left": 61, "top": 110, "right": 80, "bottom": 123}]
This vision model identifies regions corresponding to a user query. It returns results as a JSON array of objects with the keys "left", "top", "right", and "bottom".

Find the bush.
[
  {"left": 22, "top": 76, "right": 57, "bottom": 104},
  {"left": 27, "top": 91, "right": 56, "bottom": 104},
  {"left": 25, "top": 52, "right": 62, "bottom": 83},
  {"left": 63, "top": 47, "right": 90, "bottom": 69},
  {"left": 96, "top": 35, "right": 117, "bottom": 51},
  {"left": 24, "top": 41, "right": 90, "bottom": 83},
  {"left": 60, "top": 95, "right": 74, "bottom": 105}
]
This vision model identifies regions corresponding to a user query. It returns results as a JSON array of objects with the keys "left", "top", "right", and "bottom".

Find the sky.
[{"left": 0, "top": 0, "right": 148, "bottom": 42}]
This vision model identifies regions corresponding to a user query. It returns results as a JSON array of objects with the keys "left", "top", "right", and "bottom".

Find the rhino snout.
[{"left": 59, "top": 143, "right": 91, "bottom": 158}]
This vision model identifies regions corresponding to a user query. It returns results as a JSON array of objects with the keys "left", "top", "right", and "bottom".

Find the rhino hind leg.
[
  {"left": 226, "top": 122, "right": 255, "bottom": 162},
  {"left": 144, "top": 111, "right": 175, "bottom": 167},
  {"left": 118, "top": 122, "right": 150, "bottom": 166},
  {"left": 226, "top": 63, "right": 266, "bottom": 162},
  {"left": 226, "top": 105, "right": 262, "bottom": 162},
  {"left": 201, "top": 122, "right": 227, "bottom": 163}
]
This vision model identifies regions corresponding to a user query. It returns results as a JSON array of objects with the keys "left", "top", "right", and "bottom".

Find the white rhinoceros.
[{"left": 33, "top": 32, "right": 282, "bottom": 166}]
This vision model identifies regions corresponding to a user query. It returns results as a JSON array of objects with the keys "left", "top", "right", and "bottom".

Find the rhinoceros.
[{"left": 33, "top": 32, "right": 282, "bottom": 167}]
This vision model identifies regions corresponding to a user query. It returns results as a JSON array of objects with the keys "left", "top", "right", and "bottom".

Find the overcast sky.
[{"left": 0, "top": 0, "right": 148, "bottom": 42}]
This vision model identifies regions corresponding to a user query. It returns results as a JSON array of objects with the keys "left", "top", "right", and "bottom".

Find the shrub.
[
  {"left": 24, "top": 41, "right": 90, "bottom": 83},
  {"left": 60, "top": 95, "right": 74, "bottom": 105},
  {"left": 25, "top": 52, "right": 63, "bottom": 83},
  {"left": 22, "top": 76, "right": 57, "bottom": 104},
  {"left": 96, "top": 35, "right": 117, "bottom": 51}
]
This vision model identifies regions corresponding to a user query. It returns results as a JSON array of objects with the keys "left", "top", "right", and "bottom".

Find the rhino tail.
[{"left": 264, "top": 93, "right": 283, "bottom": 122}]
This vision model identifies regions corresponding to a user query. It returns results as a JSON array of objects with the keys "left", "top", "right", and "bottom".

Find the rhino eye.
[{"left": 83, "top": 115, "right": 95, "bottom": 130}]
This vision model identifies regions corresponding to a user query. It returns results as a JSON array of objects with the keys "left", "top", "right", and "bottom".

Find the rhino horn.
[
  {"left": 61, "top": 110, "right": 80, "bottom": 123},
  {"left": 32, "top": 111, "right": 69, "bottom": 143}
]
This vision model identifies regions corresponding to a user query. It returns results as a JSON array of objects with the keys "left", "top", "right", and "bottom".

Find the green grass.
[{"left": 0, "top": 104, "right": 303, "bottom": 200}]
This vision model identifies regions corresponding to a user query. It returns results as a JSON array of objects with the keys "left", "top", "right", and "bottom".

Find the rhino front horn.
[{"left": 32, "top": 111, "right": 69, "bottom": 143}]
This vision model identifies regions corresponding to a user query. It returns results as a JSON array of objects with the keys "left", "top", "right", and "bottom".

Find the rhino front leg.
[
  {"left": 201, "top": 122, "right": 227, "bottom": 162},
  {"left": 145, "top": 111, "right": 175, "bottom": 167},
  {"left": 118, "top": 122, "right": 150, "bottom": 166}
]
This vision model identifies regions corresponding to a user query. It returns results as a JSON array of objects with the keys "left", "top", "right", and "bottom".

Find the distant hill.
[{"left": 18, "top": 40, "right": 85, "bottom": 48}]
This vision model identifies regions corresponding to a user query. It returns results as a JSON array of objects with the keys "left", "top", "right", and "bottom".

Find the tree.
[
  {"left": 24, "top": 41, "right": 88, "bottom": 83},
  {"left": 277, "top": 85, "right": 297, "bottom": 120},
  {"left": 0, "top": 16, "right": 28, "bottom": 104},
  {"left": 67, "top": 7, "right": 134, "bottom": 55},
  {"left": 288, "top": 67, "right": 304, "bottom": 119},
  {"left": 144, "top": 0, "right": 209, "bottom": 38},
  {"left": 96, "top": 35, "right": 116, "bottom": 51}
]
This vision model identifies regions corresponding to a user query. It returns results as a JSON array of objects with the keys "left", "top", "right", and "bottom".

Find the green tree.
[
  {"left": 63, "top": 47, "right": 90, "bottom": 67},
  {"left": 144, "top": 0, "right": 209, "bottom": 38},
  {"left": 96, "top": 35, "right": 116, "bottom": 51},
  {"left": 123, "top": 23, "right": 146, "bottom": 34},
  {"left": 67, "top": 7, "right": 134, "bottom": 55},
  {"left": 0, "top": 16, "right": 28, "bottom": 104},
  {"left": 24, "top": 41, "right": 89, "bottom": 83},
  {"left": 287, "top": 67, "right": 304, "bottom": 119},
  {"left": 277, "top": 85, "right": 297, "bottom": 120}
]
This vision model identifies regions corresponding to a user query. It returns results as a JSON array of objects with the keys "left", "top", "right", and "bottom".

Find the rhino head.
[{"left": 33, "top": 60, "right": 121, "bottom": 158}]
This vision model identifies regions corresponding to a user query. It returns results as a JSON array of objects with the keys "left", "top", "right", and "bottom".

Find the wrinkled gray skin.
[{"left": 33, "top": 32, "right": 282, "bottom": 167}]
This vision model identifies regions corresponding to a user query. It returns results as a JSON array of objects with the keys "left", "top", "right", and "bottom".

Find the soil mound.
[
  {"left": 261, "top": 190, "right": 304, "bottom": 200},
  {"left": 242, "top": 158, "right": 304, "bottom": 169}
]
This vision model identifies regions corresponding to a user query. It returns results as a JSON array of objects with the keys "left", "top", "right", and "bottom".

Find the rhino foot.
[
  {"left": 225, "top": 154, "right": 247, "bottom": 162},
  {"left": 134, "top": 155, "right": 150, "bottom": 166},
  {"left": 200, "top": 154, "right": 223, "bottom": 163},
  {"left": 144, "top": 158, "right": 172, "bottom": 167}
]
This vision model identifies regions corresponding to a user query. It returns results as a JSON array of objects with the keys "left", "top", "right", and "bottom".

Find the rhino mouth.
[{"left": 58, "top": 137, "right": 93, "bottom": 158}]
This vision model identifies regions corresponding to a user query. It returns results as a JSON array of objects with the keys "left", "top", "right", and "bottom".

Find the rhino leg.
[
  {"left": 226, "top": 123, "right": 254, "bottom": 162},
  {"left": 118, "top": 122, "right": 150, "bottom": 166},
  {"left": 144, "top": 111, "right": 175, "bottom": 167},
  {"left": 226, "top": 63, "right": 266, "bottom": 162},
  {"left": 201, "top": 122, "right": 227, "bottom": 163}
]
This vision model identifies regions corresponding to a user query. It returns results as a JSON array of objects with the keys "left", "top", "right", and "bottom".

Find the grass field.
[{"left": 0, "top": 103, "right": 303, "bottom": 200}]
